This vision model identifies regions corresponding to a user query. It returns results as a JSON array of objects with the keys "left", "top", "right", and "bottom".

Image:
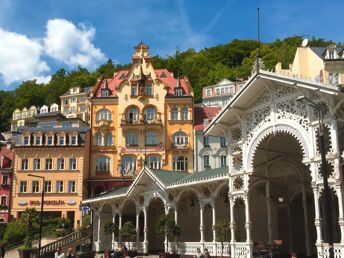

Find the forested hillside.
[{"left": 0, "top": 36, "right": 333, "bottom": 131}]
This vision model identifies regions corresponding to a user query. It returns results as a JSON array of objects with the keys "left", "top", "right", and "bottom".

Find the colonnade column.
[
  {"left": 265, "top": 179, "right": 273, "bottom": 245},
  {"left": 200, "top": 201, "right": 204, "bottom": 245},
  {"left": 164, "top": 205, "right": 169, "bottom": 253},
  {"left": 312, "top": 185, "right": 323, "bottom": 244},
  {"left": 229, "top": 196, "right": 236, "bottom": 257},
  {"left": 244, "top": 196, "right": 252, "bottom": 258},
  {"left": 302, "top": 185, "right": 311, "bottom": 256},
  {"left": 96, "top": 211, "right": 101, "bottom": 251},
  {"left": 136, "top": 210, "right": 140, "bottom": 242},
  {"left": 143, "top": 208, "right": 148, "bottom": 254},
  {"left": 112, "top": 210, "right": 117, "bottom": 249},
  {"left": 118, "top": 212, "right": 122, "bottom": 242},
  {"left": 212, "top": 202, "right": 216, "bottom": 242},
  {"left": 335, "top": 186, "right": 344, "bottom": 243}
]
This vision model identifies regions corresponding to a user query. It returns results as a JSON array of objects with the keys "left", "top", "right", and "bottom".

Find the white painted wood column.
[
  {"left": 164, "top": 205, "right": 169, "bottom": 253},
  {"left": 96, "top": 212, "right": 101, "bottom": 251},
  {"left": 112, "top": 211, "right": 117, "bottom": 249},
  {"left": 302, "top": 186, "right": 311, "bottom": 256},
  {"left": 118, "top": 212, "right": 122, "bottom": 242},
  {"left": 212, "top": 201, "right": 216, "bottom": 242},
  {"left": 174, "top": 206, "right": 178, "bottom": 225},
  {"left": 312, "top": 185, "right": 323, "bottom": 244},
  {"left": 136, "top": 210, "right": 140, "bottom": 242},
  {"left": 244, "top": 197, "right": 251, "bottom": 243},
  {"left": 143, "top": 208, "right": 148, "bottom": 254},
  {"left": 266, "top": 179, "right": 273, "bottom": 245},
  {"left": 200, "top": 201, "right": 204, "bottom": 244},
  {"left": 230, "top": 196, "right": 236, "bottom": 257}
]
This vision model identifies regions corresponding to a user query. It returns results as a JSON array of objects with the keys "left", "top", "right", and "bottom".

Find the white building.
[
  {"left": 194, "top": 105, "right": 228, "bottom": 172},
  {"left": 83, "top": 70, "right": 344, "bottom": 258}
]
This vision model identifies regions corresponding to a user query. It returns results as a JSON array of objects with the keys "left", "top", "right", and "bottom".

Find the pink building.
[{"left": 0, "top": 133, "right": 13, "bottom": 223}]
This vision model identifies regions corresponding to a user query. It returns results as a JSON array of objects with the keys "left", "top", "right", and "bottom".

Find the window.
[
  {"left": 68, "top": 181, "right": 76, "bottom": 193},
  {"left": 216, "top": 88, "right": 220, "bottom": 95},
  {"left": 71, "top": 97, "right": 76, "bottom": 103},
  {"left": 329, "top": 50, "right": 334, "bottom": 59},
  {"left": 0, "top": 196, "right": 6, "bottom": 206},
  {"left": 173, "top": 132, "right": 188, "bottom": 146},
  {"left": 204, "top": 136, "right": 210, "bottom": 147},
  {"left": 47, "top": 136, "right": 53, "bottom": 145},
  {"left": 131, "top": 84, "right": 137, "bottom": 96},
  {"left": 171, "top": 107, "right": 178, "bottom": 120},
  {"left": 146, "top": 84, "right": 152, "bottom": 96},
  {"left": 80, "top": 96, "right": 86, "bottom": 103},
  {"left": 220, "top": 155, "right": 227, "bottom": 167},
  {"left": 20, "top": 181, "right": 27, "bottom": 193},
  {"left": 44, "top": 181, "right": 52, "bottom": 193},
  {"left": 173, "top": 156, "right": 188, "bottom": 171},
  {"left": 145, "top": 132, "right": 158, "bottom": 146},
  {"left": 204, "top": 155, "right": 210, "bottom": 168},
  {"left": 63, "top": 99, "right": 68, "bottom": 105},
  {"left": 229, "top": 86, "right": 234, "bottom": 95},
  {"left": 70, "top": 107, "right": 76, "bottom": 114},
  {"left": 70, "top": 135, "right": 77, "bottom": 145},
  {"left": 59, "top": 136, "right": 65, "bottom": 145},
  {"left": 35, "top": 136, "right": 41, "bottom": 145},
  {"left": 80, "top": 105, "right": 86, "bottom": 112},
  {"left": 70, "top": 158, "right": 77, "bottom": 170},
  {"left": 101, "top": 88, "right": 109, "bottom": 97},
  {"left": 175, "top": 88, "right": 183, "bottom": 96},
  {"left": 56, "top": 181, "right": 64, "bottom": 193},
  {"left": 2, "top": 175, "right": 8, "bottom": 185},
  {"left": 144, "top": 107, "right": 156, "bottom": 122},
  {"left": 58, "top": 159, "right": 64, "bottom": 170},
  {"left": 181, "top": 107, "right": 188, "bottom": 120},
  {"left": 32, "top": 181, "right": 39, "bottom": 193},
  {"left": 121, "top": 156, "right": 136, "bottom": 175},
  {"left": 206, "top": 89, "right": 211, "bottom": 96},
  {"left": 147, "top": 156, "right": 161, "bottom": 169},
  {"left": 46, "top": 158, "right": 52, "bottom": 170},
  {"left": 96, "top": 109, "right": 112, "bottom": 121},
  {"left": 21, "top": 159, "right": 28, "bottom": 170},
  {"left": 33, "top": 159, "right": 40, "bottom": 170},
  {"left": 126, "top": 107, "right": 139, "bottom": 123},
  {"left": 126, "top": 133, "right": 138, "bottom": 146},
  {"left": 220, "top": 137, "right": 227, "bottom": 147},
  {"left": 105, "top": 132, "right": 113, "bottom": 146},
  {"left": 24, "top": 136, "right": 29, "bottom": 145},
  {"left": 96, "top": 157, "right": 110, "bottom": 172},
  {"left": 63, "top": 108, "right": 69, "bottom": 115},
  {"left": 221, "top": 88, "right": 224, "bottom": 94},
  {"left": 95, "top": 132, "right": 102, "bottom": 146}
]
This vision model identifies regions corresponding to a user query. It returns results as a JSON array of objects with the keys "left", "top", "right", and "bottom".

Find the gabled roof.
[
  {"left": 194, "top": 106, "right": 221, "bottom": 132},
  {"left": 82, "top": 166, "right": 229, "bottom": 204},
  {"left": 205, "top": 70, "right": 342, "bottom": 136}
]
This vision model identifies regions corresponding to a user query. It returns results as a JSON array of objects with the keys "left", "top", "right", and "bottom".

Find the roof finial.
[
  {"left": 176, "top": 71, "right": 181, "bottom": 88},
  {"left": 103, "top": 78, "right": 108, "bottom": 89}
]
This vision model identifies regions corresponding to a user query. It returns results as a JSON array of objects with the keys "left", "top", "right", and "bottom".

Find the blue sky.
[{"left": 0, "top": 0, "right": 343, "bottom": 90}]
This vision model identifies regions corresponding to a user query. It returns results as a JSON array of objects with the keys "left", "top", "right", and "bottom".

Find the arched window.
[
  {"left": 171, "top": 107, "right": 178, "bottom": 121},
  {"left": 105, "top": 132, "right": 113, "bottom": 146},
  {"left": 173, "top": 132, "right": 188, "bottom": 146},
  {"left": 96, "top": 157, "right": 110, "bottom": 172},
  {"left": 120, "top": 156, "right": 136, "bottom": 175},
  {"left": 220, "top": 154, "right": 227, "bottom": 167},
  {"left": 95, "top": 132, "right": 102, "bottom": 146},
  {"left": 147, "top": 155, "right": 161, "bottom": 170},
  {"left": 0, "top": 196, "right": 6, "bottom": 206},
  {"left": 181, "top": 107, "right": 188, "bottom": 120},
  {"left": 96, "top": 109, "right": 112, "bottom": 121},
  {"left": 126, "top": 106, "right": 139, "bottom": 123},
  {"left": 173, "top": 156, "right": 187, "bottom": 171},
  {"left": 144, "top": 106, "right": 156, "bottom": 122}
]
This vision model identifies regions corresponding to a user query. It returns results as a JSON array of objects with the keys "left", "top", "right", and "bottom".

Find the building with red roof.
[
  {"left": 0, "top": 137, "right": 13, "bottom": 223},
  {"left": 88, "top": 43, "right": 194, "bottom": 196}
]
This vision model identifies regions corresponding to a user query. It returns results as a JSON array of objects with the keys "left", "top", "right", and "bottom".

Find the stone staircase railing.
[{"left": 39, "top": 227, "right": 92, "bottom": 257}]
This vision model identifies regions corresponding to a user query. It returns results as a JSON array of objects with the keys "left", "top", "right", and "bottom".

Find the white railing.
[
  {"left": 234, "top": 242, "right": 250, "bottom": 258},
  {"left": 215, "top": 242, "right": 231, "bottom": 257},
  {"left": 319, "top": 243, "right": 344, "bottom": 258},
  {"left": 166, "top": 242, "right": 230, "bottom": 256}
]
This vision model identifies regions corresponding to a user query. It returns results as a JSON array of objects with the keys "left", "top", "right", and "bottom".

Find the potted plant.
[
  {"left": 18, "top": 208, "right": 39, "bottom": 258},
  {"left": 155, "top": 214, "right": 181, "bottom": 258},
  {"left": 119, "top": 221, "right": 137, "bottom": 257},
  {"left": 213, "top": 221, "right": 231, "bottom": 258}
]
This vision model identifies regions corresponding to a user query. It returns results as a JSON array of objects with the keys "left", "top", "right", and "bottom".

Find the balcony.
[
  {"left": 120, "top": 113, "right": 162, "bottom": 128},
  {"left": 172, "top": 143, "right": 190, "bottom": 150},
  {"left": 95, "top": 119, "right": 113, "bottom": 128},
  {"left": 1, "top": 183, "right": 9, "bottom": 187},
  {"left": 0, "top": 205, "right": 8, "bottom": 210}
]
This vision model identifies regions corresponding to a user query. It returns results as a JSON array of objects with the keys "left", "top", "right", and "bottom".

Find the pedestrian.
[
  {"left": 55, "top": 247, "right": 65, "bottom": 258},
  {"left": 66, "top": 248, "right": 75, "bottom": 258},
  {"left": 203, "top": 248, "right": 210, "bottom": 258},
  {"left": 0, "top": 243, "right": 4, "bottom": 258},
  {"left": 194, "top": 248, "right": 203, "bottom": 258},
  {"left": 104, "top": 249, "right": 110, "bottom": 258},
  {"left": 290, "top": 252, "right": 297, "bottom": 258}
]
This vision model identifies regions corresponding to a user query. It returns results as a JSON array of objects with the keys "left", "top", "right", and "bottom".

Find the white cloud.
[
  {"left": 0, "top": 28, "right": 50, "bottom": 85},
  {"left": 44, "top": 19, "right": 105, "bottom": 68}
]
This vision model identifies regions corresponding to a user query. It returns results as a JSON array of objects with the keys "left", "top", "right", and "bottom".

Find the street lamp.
[
  {"left": 296, "top": 96, "right": 334, "bottom": 258},
  {"left": 28, "top": 174, "right": 45, "bottom": 258}
]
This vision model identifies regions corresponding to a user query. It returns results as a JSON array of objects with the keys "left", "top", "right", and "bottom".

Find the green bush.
[{"left": 3, "top": 221, "right": 26, "bottom": 245}]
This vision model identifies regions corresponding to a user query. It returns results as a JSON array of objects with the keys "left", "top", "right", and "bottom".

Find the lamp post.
[
  {"left": 28, "top": 174, "right": 45, "bottom": 258},
  {"left": 296, "top": 96, "right": 334, "bottom": 258}
]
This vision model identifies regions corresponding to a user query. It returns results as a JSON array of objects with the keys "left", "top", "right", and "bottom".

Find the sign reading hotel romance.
[
  {"left": 29, "top": 200, "right": 65, "bottom": 206},
  {"left": 120, "top": 146, "right": 163, "bottom": 153}
]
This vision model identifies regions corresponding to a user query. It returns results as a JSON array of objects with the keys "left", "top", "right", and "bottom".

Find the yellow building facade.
[
  {"left": 11, "top": 113, "right": 90, "bottom": 228},
  {"left": 88, "top": 43, "right": 194, "bottom": 196}
]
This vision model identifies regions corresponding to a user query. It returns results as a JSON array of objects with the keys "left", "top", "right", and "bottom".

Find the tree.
[
  {"left": 19, "top": 208, "right": 39, "bottom": 248},
  {"left": 119, "top": 221, "right": 136, "bottom": 250},
  {"left": 155, "top": 214, "right": 180, "bottom": 254},
  {"left": 3, "top": 221, "right": 26, "bottom": 245},
  {"left": 213, "top": 221, "right": 231, "bottom": 257},
  {"left": 103, "top": 220, "right": 119, "bottom": 240}
]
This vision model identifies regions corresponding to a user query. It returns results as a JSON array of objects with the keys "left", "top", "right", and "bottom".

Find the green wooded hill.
[{"left": 0, "top": 36, "right": 333, "bottom": 131}]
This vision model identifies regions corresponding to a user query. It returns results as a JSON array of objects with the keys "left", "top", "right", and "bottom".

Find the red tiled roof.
[
  {"left": 0, "top": 146, "right": 13, "bottom": 169},
  {"left": 93, "top": 68, "right": 192, "bottom": 98},
  {"left": 194, "top": 106, "right": 221, "bottom": 132}
]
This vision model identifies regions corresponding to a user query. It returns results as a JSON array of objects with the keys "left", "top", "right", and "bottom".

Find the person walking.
[
  {"left": 66, "top": 248, "right": 75, "bottom": 258},
  {"left": 194, "top": 248, "right": 203, "bottom": 258},
  {"left": 0, "top": 243, "right": 5, "bottom": 258},
  {"left": 55, "top": 247, "right": 65, "bottom": 258}
]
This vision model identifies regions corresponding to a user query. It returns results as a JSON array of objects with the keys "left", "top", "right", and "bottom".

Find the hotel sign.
[
  {"left": 29, "top": 200, "right": 65, "bottom": 206},
  {"left": 120, "top": 146, "right": 163, "bottom": 153}
]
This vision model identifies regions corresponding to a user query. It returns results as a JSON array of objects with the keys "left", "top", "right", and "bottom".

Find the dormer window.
[
  {"left": 160, "top": 72, "right": 167, "bottom": 78},
  {"left": 35, "top": 136, "right": 41, "bottom": 145},
  {"left": 59, "top": 136, "right": 65, "bottom": 145},
  {"left": 329, "top": 50, "right": 335, "bottom": 59},
  {"left": 71, "top": 135, "right": 77, "bottom": 145},
  {"left": 23, "top": 136, "right": 30, "bottom": 146},
  {"left": 101, "top": 89, "right": 110, "bottom": 97},
  {"left": 175, "top": 88, "right": 183, "bottom": 96}
]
